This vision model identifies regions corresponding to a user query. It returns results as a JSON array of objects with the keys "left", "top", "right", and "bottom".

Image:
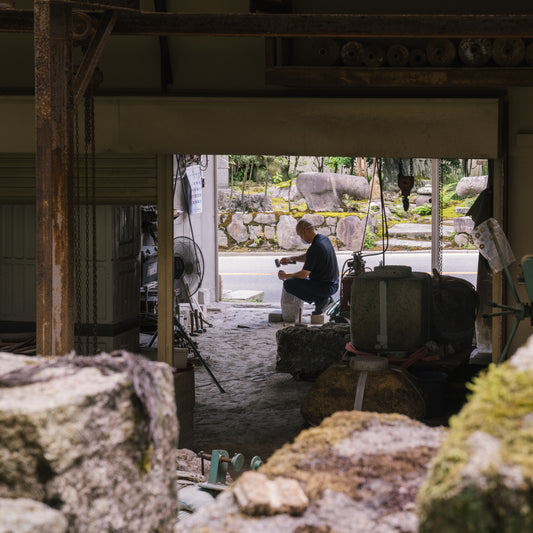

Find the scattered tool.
[{"left": 197, "top": 449, "right": 263, "bottom": 490}]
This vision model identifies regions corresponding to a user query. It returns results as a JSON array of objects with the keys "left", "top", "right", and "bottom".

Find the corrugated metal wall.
[{"left": 0, "top": 155, "right": 157, "bottom": 204}]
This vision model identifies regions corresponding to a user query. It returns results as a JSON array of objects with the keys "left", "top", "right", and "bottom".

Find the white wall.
[{"left": 173, "top": 156, "right": 219, "bottom": 303}]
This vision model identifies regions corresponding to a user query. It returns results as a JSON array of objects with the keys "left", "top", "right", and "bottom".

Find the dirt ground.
[{"left": 188, "top": 302, "right": 315, "bottom": 471}]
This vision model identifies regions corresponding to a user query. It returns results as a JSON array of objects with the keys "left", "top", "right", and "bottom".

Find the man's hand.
[
  {"left": 280, "top": 257, "right": 294, "bottom": 265},
  {"left": 278, "top": 270, "right": 288, "bottom": 280}
]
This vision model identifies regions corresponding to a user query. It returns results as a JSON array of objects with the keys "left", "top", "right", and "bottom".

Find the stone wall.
[{"left": 219, "top": 211, "right": 370, "bottom": 251}]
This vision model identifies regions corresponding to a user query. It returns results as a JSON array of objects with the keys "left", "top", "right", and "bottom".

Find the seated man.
[{"left": 277, "top": 218, "right": 339, "bottom": 315}]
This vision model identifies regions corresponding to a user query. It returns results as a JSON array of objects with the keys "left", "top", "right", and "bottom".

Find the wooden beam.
[
  {"left": 266, "top": 66, "right": 533, "bottom": 88},
  {"left": 5, "top": 11, "right": 533, "bottom": 38},
  {"left": 54, "top": 0, "right": 138, "bottom": 11},
  {"left": 34, "top": 0, "right": 74, "bottom": 355},
  {"left": 72, "top": 9, "right": 117, "bottom": 107},
  {"left": 156, "top": 154, "right": 173, "bottom": 366}
]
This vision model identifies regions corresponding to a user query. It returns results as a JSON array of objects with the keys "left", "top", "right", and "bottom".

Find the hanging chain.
[
  {"left": 84, "top": 82, "right": 98, "bottom": 354},
  {"left": 83, "top": 92, "right": 91, "bottom": 354},
  {"left": 90, "top": 89, "right": 98, "bottom": 354},
  {"left": 74, "top": 107, "right": 82, "bottom": 353}
]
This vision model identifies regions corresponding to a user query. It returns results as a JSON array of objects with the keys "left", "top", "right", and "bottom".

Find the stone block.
[
  {"left": 254, "top": 213, "right": 276, "bottom": 224},
  {"left": 310, "top": 314, "right": 326, "bottom": 324},
  {"left": 276, "top": 215, "right": 301, "bottom": 250},
  {"left": 217, "top": 229, "right": 228, "bottom": 248},
  {"left": 0, "top": 352, "right": 178, "bottom": 533},
  {"left": 276, "top": 323, "right": 350, "bottom": 380},
  {"left": 268, "top": 311, "right": 283, "bottom": 323},
  {"left": 453, "top": 216, "right": 475, "bottom": 234},
  {"left": 336, "top": 215, "right": 364, "bottom": 250},
  {"left": 233, "top": 471, "right": 308, "bottom": 516},
  {"left": 263, "top": 225, "right": 276, "bottom": 240},
  {"left": 226, "top": 213, "right": 248, "bottom": 243}
]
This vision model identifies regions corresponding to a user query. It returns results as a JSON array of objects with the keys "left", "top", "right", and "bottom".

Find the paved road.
[{"left": 219, "top": 250, "right": 479, "bottom": 304}]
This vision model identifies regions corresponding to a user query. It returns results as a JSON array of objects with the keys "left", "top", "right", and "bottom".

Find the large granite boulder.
[
  {"left": 296, "top": 172, "right": 370, "bottom": 211},
  {"left": 276, "top": 323, "right": 350, "bottom": 380},
  {"left": 177, "top": 411, "right": 446, "bottom": 533},
  {"left": 455, "top": 175, "right": 488, "bottom": 198},
  {"left": 0, "top": 351, "right": 178, "bottom": 533},
  {"left": 417, "top": 334, "right": 533, "bottom": 532}
]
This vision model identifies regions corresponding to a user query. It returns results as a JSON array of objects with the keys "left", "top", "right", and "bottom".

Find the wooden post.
[
  {"left": 157, "top": 154, "right": 173, "bottom": 365},
  {"left": 34, "top": 0, "right": 74, "bottom": 355}
]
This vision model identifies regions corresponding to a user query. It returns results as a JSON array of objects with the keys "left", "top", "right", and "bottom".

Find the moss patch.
[{"left": 418, "top": 360, "right": 533, "bottom": 532}]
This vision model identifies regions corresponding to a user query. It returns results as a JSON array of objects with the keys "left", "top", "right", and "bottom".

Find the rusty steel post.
[{"left": 34, "top": 0, "right": 74, "bottom": 355}]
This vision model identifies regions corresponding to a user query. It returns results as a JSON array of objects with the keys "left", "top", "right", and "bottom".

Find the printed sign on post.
[{"left": 187, "top": 164, "right": 203, "bottom": 214}]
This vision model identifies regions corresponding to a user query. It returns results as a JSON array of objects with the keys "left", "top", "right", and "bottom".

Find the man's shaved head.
[{"left": 296, "top": 219, "right": 314, "bottom": 232}]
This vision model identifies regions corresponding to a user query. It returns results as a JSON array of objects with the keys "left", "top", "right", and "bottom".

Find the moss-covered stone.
[{"left": 417, "top": 334, "right": 533, "bottom": 533}]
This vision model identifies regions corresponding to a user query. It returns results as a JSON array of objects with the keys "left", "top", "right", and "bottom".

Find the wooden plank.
[
  {"left": 266, "top": 66, "right": 533, "bottom": 88},
  {"left": 5, "top": 11, "right": 533, "bottom": 39},
  {"left": 110, "top": 13, "right": 533, "bottom": 39},
  {"left": 54, "top": 0, "right": 138, "bottom": 11}
]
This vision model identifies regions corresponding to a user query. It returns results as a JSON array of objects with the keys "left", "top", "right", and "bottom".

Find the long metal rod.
[{"left": 174, "top": 317, "right": 225, "bottom": 394}]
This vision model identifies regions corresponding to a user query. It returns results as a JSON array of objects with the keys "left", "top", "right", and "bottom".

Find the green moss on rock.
[{"left": 417, "top": 337, "right": 533, "bottom": 533}]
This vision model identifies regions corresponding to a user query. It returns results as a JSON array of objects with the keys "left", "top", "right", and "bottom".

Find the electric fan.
[{"left": 173, "top": 236, "right": 205, "bottom": 301}]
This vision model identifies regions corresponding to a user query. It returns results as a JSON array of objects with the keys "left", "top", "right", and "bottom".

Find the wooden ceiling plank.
[{"left": 3, "top": 11, "right": 533, "bottom": 39}]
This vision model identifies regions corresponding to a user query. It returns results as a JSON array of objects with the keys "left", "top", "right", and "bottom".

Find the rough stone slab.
[
  {"left": 177, "top": 411, "right": 445, "bottom": 533},
  {"left": 233, "top": 472, "right": 308, "bottom": 516},
  {"left": 0, "top": 498, "right": 68, "bottom": 533},
  {"left": 224, "top": 289, "right": 264, "bottom": 302},
  {"left": 0, "top": 352, "right": 178, "bottom": 533},
  {"left": 276, "top": 323, "right": 350, "bottom": 380}
]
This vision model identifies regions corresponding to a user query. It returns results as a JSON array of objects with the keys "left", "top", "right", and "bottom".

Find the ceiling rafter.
[{"left": 3, "top": 11, "right": 533, "bottom": 38}]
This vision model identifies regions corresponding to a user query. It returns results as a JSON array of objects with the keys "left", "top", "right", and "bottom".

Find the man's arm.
[
  {"left": 280, "top": 252, "right": 307, "bottom": 265},
  {"left": 278, "top": 268, "right": 310, "bottom": 281}
]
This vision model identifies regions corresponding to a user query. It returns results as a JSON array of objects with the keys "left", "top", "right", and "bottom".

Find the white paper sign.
[{"left": 187, "top": 164, "right": 203, "bottom": 214}]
